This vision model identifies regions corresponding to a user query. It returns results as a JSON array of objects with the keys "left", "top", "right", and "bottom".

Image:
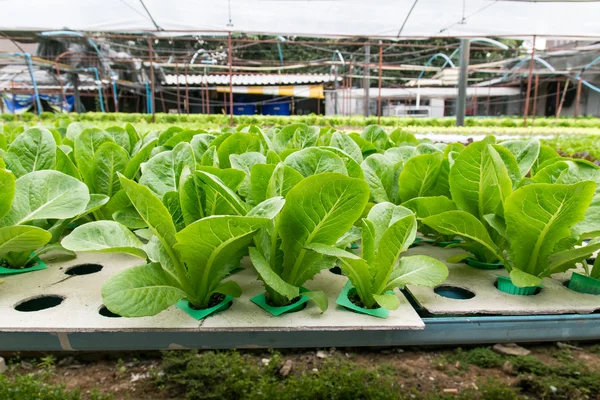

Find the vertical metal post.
[
  {"left": 333, "top": 65, "right": 338, "bottom": 115},
  {"left": 101, "top": 73, "right": 110, "bottom": 113},
  {"left": 348, "top": 60, "right": 353, "bottom": 115},
  {"left": 557, "top": 79, "right": 569, "bottom": 117},
  {"left": 54, "top": 62, "right": 66, "bottom": 112},
  {"left": 72, "top": 74, "right": 81, "bottom": 113},
  {"left": 575, "top": 76, "right": 583, "bottom": 118},
  {"left": 364, "top": 44, "right": 370, "bottom": 117},
  {"left": 486, "top": 88, "right": 491, "bottom": 117},
  {"left": 23, "top": 53, "right": 42, "bottom": 115},
  {"left": 159, "top": 90, "right": 166, "bottom": 113},
  {"left": 228, "top": 32, "right": 234, "bottom": 126},
  {"left": 175, "top": 63, "right": 181, "bottom": 114},
  {"left": 555, "top": 82, "right": 560, "bottom": 117},
  {"left": 147, "top": 38, "right": 156, "bottom": 122},
  {"left": 532, "top": 75, "right": 539, "bottom": 123},
  {"left": 112, "top": 79, "right": 119, "bottom": 113},
  {"left": 523, "top": 35, "right": 536, "bottom": 126},
  {"left": 205, "top": 79, "right": 210, "bottom": 114},
  {"left": 201, "top": 73, "right": 206, "bottom": 114},
  {"left": 184, "top": 63, "right": 190, "bottom": 115},
  {"left": 377, "top": 40, "right": 383, "bottom": 124},
  {"left": 455, "top": 39, "right": 470, "bottom": 126}
]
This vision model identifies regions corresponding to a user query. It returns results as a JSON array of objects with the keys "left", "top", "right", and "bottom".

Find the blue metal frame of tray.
[{"left": 2, "top": 313, "right": 600, "bottom": 351}]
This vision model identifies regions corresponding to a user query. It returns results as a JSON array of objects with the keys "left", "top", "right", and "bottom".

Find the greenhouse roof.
[{"left": 1, "top": 0, "right": 600, "bottom": 38}]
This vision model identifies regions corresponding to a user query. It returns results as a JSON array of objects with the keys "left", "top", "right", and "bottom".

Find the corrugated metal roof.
[{"left": 163, "top": 73, "right": 341, "bottom": 86}]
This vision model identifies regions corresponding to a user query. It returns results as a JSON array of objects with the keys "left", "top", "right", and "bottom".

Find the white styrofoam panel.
[
  {"left": 405, "top": 244, "right": 600, "bottom": 316},
  {"left": 0, "top": 252, "right": 424, "bottom": 332}
]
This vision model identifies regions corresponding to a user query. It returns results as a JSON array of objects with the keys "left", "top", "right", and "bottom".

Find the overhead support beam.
[{"left": 455, "top": 39, "right": 470, "bottom": 127}]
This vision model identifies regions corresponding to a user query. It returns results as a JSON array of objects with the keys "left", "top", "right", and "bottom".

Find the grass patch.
[
  {"left": 442, "top": 347, "right": 505, "bottom": 370},
  {"left": 0, "top": 372, "right": 111, "bottom": 400},
  {"left": 159, "top": 350, "right": 400, "bottom": 400}
]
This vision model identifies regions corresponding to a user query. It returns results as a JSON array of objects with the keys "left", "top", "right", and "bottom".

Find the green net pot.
[
  {"left": 176, "top": 295, "right": 234, "bottom": 320},
  {"left": 465, "top": 257, "right": 503, "bottom": 270},
  {"left": 336, "top": 281, "right": 391, "bottom": 319},
  {"left": 251, "top": 287, "right": 310, "bottom": 316},
  {"left": 568, "top": 272, "right": 600, "bottom": 295},
  {"left": 496, "top": 275, "right": 541, "bottom": 296}
]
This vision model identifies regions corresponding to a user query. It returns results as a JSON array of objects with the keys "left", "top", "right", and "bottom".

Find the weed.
[
  {"left": 0, "top": 372, "right": 112, "bottom": 400},
  {"left": 443, "top": 347, "right": 505, "bottom": 369},
  {"left": 37, "top": 355, "right": 56, "bottom": 370}
]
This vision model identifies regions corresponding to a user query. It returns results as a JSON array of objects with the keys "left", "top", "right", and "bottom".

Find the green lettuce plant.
[
  {"left": 62, "top": 174, "right": 284, "bottom": 317},
  {"left": 423, "top": 181, "right": 596, "bottom": 287},
  {"left": 307, "top": 203, "right": 448, "bottom": 311},
  {"left": 248, "top": 172, "right": 370, "bottom": 311},
  {"left": 0, "top": 169, "right": 94, "bottom": 269},
  {"left": 421, "top": 137, "right": 520, "bottom": 263}
]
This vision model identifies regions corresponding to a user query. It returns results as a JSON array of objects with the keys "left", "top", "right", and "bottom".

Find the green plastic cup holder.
[
  {"left": 410, "top": 237, "right": 423, "bottom": 248},
  {"left": 176, "top": 295, "right": 234, "bottom": 320},
  {"left": 465, "top": 257, "right": 503, "bottom": 270},
  {"left": 0, "top": 258, "right": 47, "bottom": 276},
  {"left": 496, "top": 275, "right": 542, "bottom": 296},
  {"left": 251, "top": 287, "right": 310, "bottom": 316},
  {"left": 568, "top": 272, "right": 600, "bottom": 295},
  {"left": 336, "top": 281, "right": 391, "bottom": 319}
]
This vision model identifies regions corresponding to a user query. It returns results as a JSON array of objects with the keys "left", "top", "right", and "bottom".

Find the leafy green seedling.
[{"left": 308, "top": 203, "right": 448, "bottom": 311}]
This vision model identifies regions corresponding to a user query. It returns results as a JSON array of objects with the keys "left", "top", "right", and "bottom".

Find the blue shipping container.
[
  {"left": 263, "top": 102, "right": 290, "bottom": 116},
  {"left": 233, "top": 104, "right": 256, "bottom": 115}
]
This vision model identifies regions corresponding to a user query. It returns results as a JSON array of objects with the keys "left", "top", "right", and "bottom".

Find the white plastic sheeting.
[{"left": 2, "top": 0, "right": 600, "bottom": 37}]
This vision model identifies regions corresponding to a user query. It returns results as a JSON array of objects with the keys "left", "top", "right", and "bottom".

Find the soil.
[
  {"left": 3, "top": 342, "right": 600, "bottom": 399},
  {"left": 264, "top": 293, "right": 301, "bottom": 308},
  {"left": 348, "top": 288, "right": 380, "bottom": 310},
  {"left": 189, "top": 293, "right": 225, "bottom": 310}
]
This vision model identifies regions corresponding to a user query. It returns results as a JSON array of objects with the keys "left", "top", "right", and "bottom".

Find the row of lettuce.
[
  {"left": 0, "top": 122, "right": 598, "bottom": 320},
  {"left": 4, "top": 112, "right": 600, "bottom": 129}
]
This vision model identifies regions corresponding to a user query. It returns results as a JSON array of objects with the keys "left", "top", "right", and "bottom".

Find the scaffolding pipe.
[
  {"left": 523, "top": 36, "right": 536, "bottom": 126},
  {"left": 364, "top": 44, "right": 370, "bottom": 117},
  {"left": 111, "top": 75, "right": 119, "bottom": 112},
  {"left": 455, "top": 39, "right": 470, "bottom": 127},
  {"left": 147, "top": 38, "right": 156, "bottom": 122},
  {"left": 228, "top": 32, "right": 233, "bottom": 126},
  {"left": 575, "top": 76, "right": 583, "bottom": 118},
  {"left": 377, "top": 40, "right": 383, "bottom": 124},
  {"left": 557, "top": 79, "right": 570, "bottom": 117},
  {"left": 81, "top": 67, "right": 105, "bottom": 113},
  {"left": 532, "top": 75, "right": 539, "bottom": 123},
  {"left": 185, "top": 63, "right": 190, "bottom": 115},
  {"left": 20, "top": 53, "right": 42, "bottom": 114},
  {"left": 175, "top": 63, "right": 181, "bottom": 114}
]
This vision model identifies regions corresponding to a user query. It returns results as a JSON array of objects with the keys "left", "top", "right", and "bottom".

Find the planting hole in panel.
[
  {"left": 65, "top": 263, "right": 103, "bottom": 276},
  {"left": 14, "top": 295, "right": 65, "bottom": 312},
  {"left": 434, "top": 285, "right": 475, "bottom": 300},
  {"left": 99, "top": 305, "right": 122, "bottom": 318},
  {"left": 329, "top": 266, "right": 343, "bottom": 275}
]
